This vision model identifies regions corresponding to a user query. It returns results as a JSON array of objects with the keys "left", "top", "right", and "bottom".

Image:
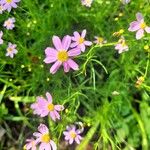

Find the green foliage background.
[{"left": 0, "top": 0, "right": 150, "bottom": 149}]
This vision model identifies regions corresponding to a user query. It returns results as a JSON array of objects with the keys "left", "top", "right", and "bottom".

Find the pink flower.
[
  {"left": 81, "top": 0, "right": 93, "bottom": 7},
  {"left": 0, "top": 5, "right": 4, "bottom": 14},
  {"left": 71, "top": 29, "right": 92, "bottom": 52},
  {"left": 44, "top": 35, "right": 81, "bottom": 74},
  {"left": 0, "top": 0, "right": 20, "bottom": 12},
  {"left": 31, "top": 92, "right": 64, "bottom": 121},
  {"left": 0, "top": 31, "right": 3, "bottom": 45},
  {"left": 128, "top": 12, "right": 150, "bottom": 39},
  {"left": 115, "top": 37, "right": 128, "bottom": 54},
  {"left": 3, "top": 17, "right": 15, "bottom": 30},
  {"left": 94, "top": 36, "right": 107, "bottom": 46},
  {"left": 63, "top": 125, "right": 83, "bottom": 144},
  {"left": 24, "top": 138, "right": 37, "bottom": 150},
  {"left": 6, "top": 42, "right": 18, "bottom": 58},
  {"left": 33, "top": 124, "right": 57, "bottom": 150}
]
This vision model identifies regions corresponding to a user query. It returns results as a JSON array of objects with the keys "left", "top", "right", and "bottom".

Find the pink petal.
[
  {"left": 67, "top": 59, "right": 79, "bottom": 70},
  {"left": 80, "top": 44, "right": 86, "bottom": 52},
  {"left": 63, "top": 61, "right": 70, "bottom": 72},
  {"left": 38, "top": 124, "right": 49, "bottom": 134},
  {"left": 69, "top": 138, "right": 74, "bottom": 144},
  {"left": 84, "top": 40, "right": 92, "bottom": 46},
  {"left": 81, "top": 29, "right": 86, "bottom": 38},
  {"left": 52, "top": 36, "right": 63, "bottom": 50},
  {"left": 50, "top": 140, "right": 57, "bottom": 150},
  {"left": 54, "top": 105, "right": 64, "bottom": 111},
  {"left": 45, "top": 47, "right": 57, "bottom": 56},
  {"left": 39, "top": 143, "right": 46, "bottom": 150},
  {"left": 45, "top": 143, "right": 51, "bottom": 150},
  {"left": 136, "top": 29, "right": 144, "bottom": 39},
  {"left": 46, "top": 92, "right": 52, "bottom": 103},
  {"left": 75, "top": 136, "right": 81, "bottom": 144},
  {"left": 50, "top": 111, "right": 56, "bottom": 121},
  {"left": 73, "top": 31, "right": 80, "bottom": 39},
  {"left": 68, "top": 48, "right": 81, "bottom": 56},
  {"left": 54, "top": 110, "right": 60, "bottom": 120},
  {"left": 33, "top": 132, "right": 41, "bottom": 137},
  {"left": 128, "top": 21, "right": 140, "bottom": 31},
  {"left": 44, "top": 57, "right": 57, "bottom": 64},
  {"left": 145, "top": 26, "right": 150, "bottom": 33},
  {"left": 70, "top": 42, "right": 78, "bottom": 48},
  {"left": 136, "top": 12, "right": 144, "bottom": 22},
  {"left": 62, "top": 35, "right": 71, "bottom": 50},
  {"left": 50, "top": 61, "right": 62, "bottom": 74}
]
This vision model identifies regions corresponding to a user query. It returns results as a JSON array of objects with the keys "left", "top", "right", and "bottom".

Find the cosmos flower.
[
  {"left": 6, "top": 42, "right": 18, "bottom": 58},
  {"left": 0, "top": 5, "right": 4, "bottom": 14},
  {"left": 63, "top": 125, "right": 83, "bottom": 144},
  {"left": 128, "top": 12, "right": 150, "bottom": 39},
  {"left": 71, "top": 29, "right": 92, "bottom": 52},
  {"left": 44, "top": 35, "right": 81, "bottom": 74},
  {"left": 31, "top": 92, "right": 64, "bottom": 121},
  {"left": 3, "top": 17, "right": 15, "bottom": 30},
  {"left": 24, "top": 138, "right": 37, "bottom": 150},
  {"left": 115, "top": 37, "right": 128, "bottom": 54},
  {"left": 94, "top": 36, "right": 107, "bottom": 46},
  {"left": 33, "top": 124, "right": 57, "bottom": 150},
  {"left": 0, "top": 0, "right": 20, "bottom": 12},
  {"left": 81, "top": 0, "right": 93, "bottom": 7},
  {"left": 0, "top": 31, "right": 3, "bottom": 45}
]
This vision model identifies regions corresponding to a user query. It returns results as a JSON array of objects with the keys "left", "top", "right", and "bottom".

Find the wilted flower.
[
  {"left": 94, "top": 36, "right": 107, "bottom": 46},
  {"left": 115, "top": 37, "right": 128, "bottom": 54},
  {"left": 0, "top": 5, "right": 4, "bottom": 14},
  {"left": 31, "top": 92, "right": 64, "bottom": 121},
  {"left": 135, "top": 76, "right": 144, "bottom": 88},
  {"left": 81, "top": 0, "right": 93, "bottom": 7},
  {"left": 128, "top": 12, "right": 150, "bottom": 39},
  {"left": 24, "top": 138, "right": 37, "bottom": 150},
  {"left": 63, "top": 125, "right": 83, "bottom": 144},
  {"left": 113, "top": 29, "right": 124, "bottom": 37},
  {"left": 71, "top": 29, "right": 92, "bottom": 52},
  {"left": 0, "top": 0, "right": 20, "bottom": 12},
  {"left": 44, "top": 35, "right": 81, "bottom": 74},
  {"left": 33, "top": 124, "right": 57, "bottom": 150},
  {"left": 6, "top": 42, "right": 18, "bottom": 58},
  {"left": 0, "top": 31, "right": 3, "bottom": 45},
  {"left": 3, "top": 17, "right": 15, "bottom": 30}
]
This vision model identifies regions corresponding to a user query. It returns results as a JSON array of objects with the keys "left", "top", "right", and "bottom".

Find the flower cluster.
[
  {"left": 0, "top": 1, "right": 19, "bottom": 58},
  {"left": 44, "top": 29, "right": 92, "bottom": 74},
  {"left": 25, "top": 92, "right": 84, "bottom": 149}
]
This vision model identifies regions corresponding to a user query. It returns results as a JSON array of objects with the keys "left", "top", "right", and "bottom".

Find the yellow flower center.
[
  {"left": 6, "top": 0, "right": 12, "bottom": 3},
  {"left": 70, "top": 131, "right": 76, "bottom": 139},
  {"left": 41, "top": 133, "right": 50, "bottom": 143},
  {"left": 78, "top": 37, "right": 84, "bottom": 44},
  {"left": 47, "top": 103, "right": 54, "bottom": 111},
  {"left": 98, "top": 37, "right": 104, "bottom": 43},
  {"left": 140, "top": 22, "right": 146, "bottom": 29},
  {"left": 57, "top": 50, "right": 68, "bottom": 62},
  {"left": 7, "top": 48, "right": 13, "bottom": 52}
]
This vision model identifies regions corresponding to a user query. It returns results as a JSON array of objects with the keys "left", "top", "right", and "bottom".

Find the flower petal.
[
  {"left": 46, "top": 92, "right": 52, "bottom": 103},
  {"left": 55, "top": 105, "right": 64, "bottom": 111},
  {"left": 50, "top": 61, "right": 62, "bottom": 74},
  {"left": 50, "top": 140, "right": 57, "bottom": 150},
  {"left": 73, "top": 31, "right": 80, "bottom": 39},
  {"left": 52, "top": 36, "right": 62, "bottom": 50},
  {"left": 136, "top": 12, "right": 144, "bottom": 22},
  {"left": 62, "top": 35, "right": 71, "bottom": 50},
  {"left": 44, "top": 57, "right": 57, "bottom": 64},
  {"left": 68, "top": 48, "right": 81, "bottom": 56},
  {"left": 67, "top": 59, "right": 79, "bottom": 70},
  {"left": 145, "top": 26, "right": 150, "bottom": 33},
  {"left": 128, "top": 21, "right": 140, "bottom": 31},
  {"left": 63, "top": 61, "right": 70, "bottom": 72},
  {"left": 45, "top": 47, "right": 57, "bottom": 56},
  {"left": 84, "top": 40, "right": 92, "bottom": 46},
  {"left": 136, "top": 29, "right": 144, "bottom": 39},
  {"left": 81, "top": 29, "right": 86, "bottom": 38},
  {"left": 38, "top": 124, "right": 49, "bottom": 134}
]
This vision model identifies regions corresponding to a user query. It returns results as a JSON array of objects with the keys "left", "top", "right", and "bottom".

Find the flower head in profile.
[
  {"left": 44, "top": 35, "right": 81, "bottom": 74},
  {"left": 128, "top": 12, "right": 150, "bottom": 39},
  {"left": 115, "top": 37, "right": 128, "bottom": 54},
  {"left": 0, "top": 31, "right": 3, "bottom": 45},
  {"left": 94, "top": 36, "right": 107, "bottom": 46},
  {"left": 0, "top": 5, "right": 4, "bottom": 14},
  {"left": 24, "top": 138, "right": 37, "bottom": 150},
  {"left": 0, "top": 0, "right": 20, "bottom": 12},
  {"left": 4, "top": 17, "right": 15, "bottom": 30},
  {"left": 31, "top": 92, "right": 64, "bottom": 121},
  {"left": 63, "top": 124, "right": 83, "bottom": 144},
  {"left": 71, "top": 29, "right": 92, "bottom": 52},
  {"left": 6, "top": 42, "right": 18, "bottom": 58},
  {"left": 33, "top": 124, "right": 57, "bottom": 150},
  {"left": 81, "top": 0, "right": 93, "bottom": 7}
]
